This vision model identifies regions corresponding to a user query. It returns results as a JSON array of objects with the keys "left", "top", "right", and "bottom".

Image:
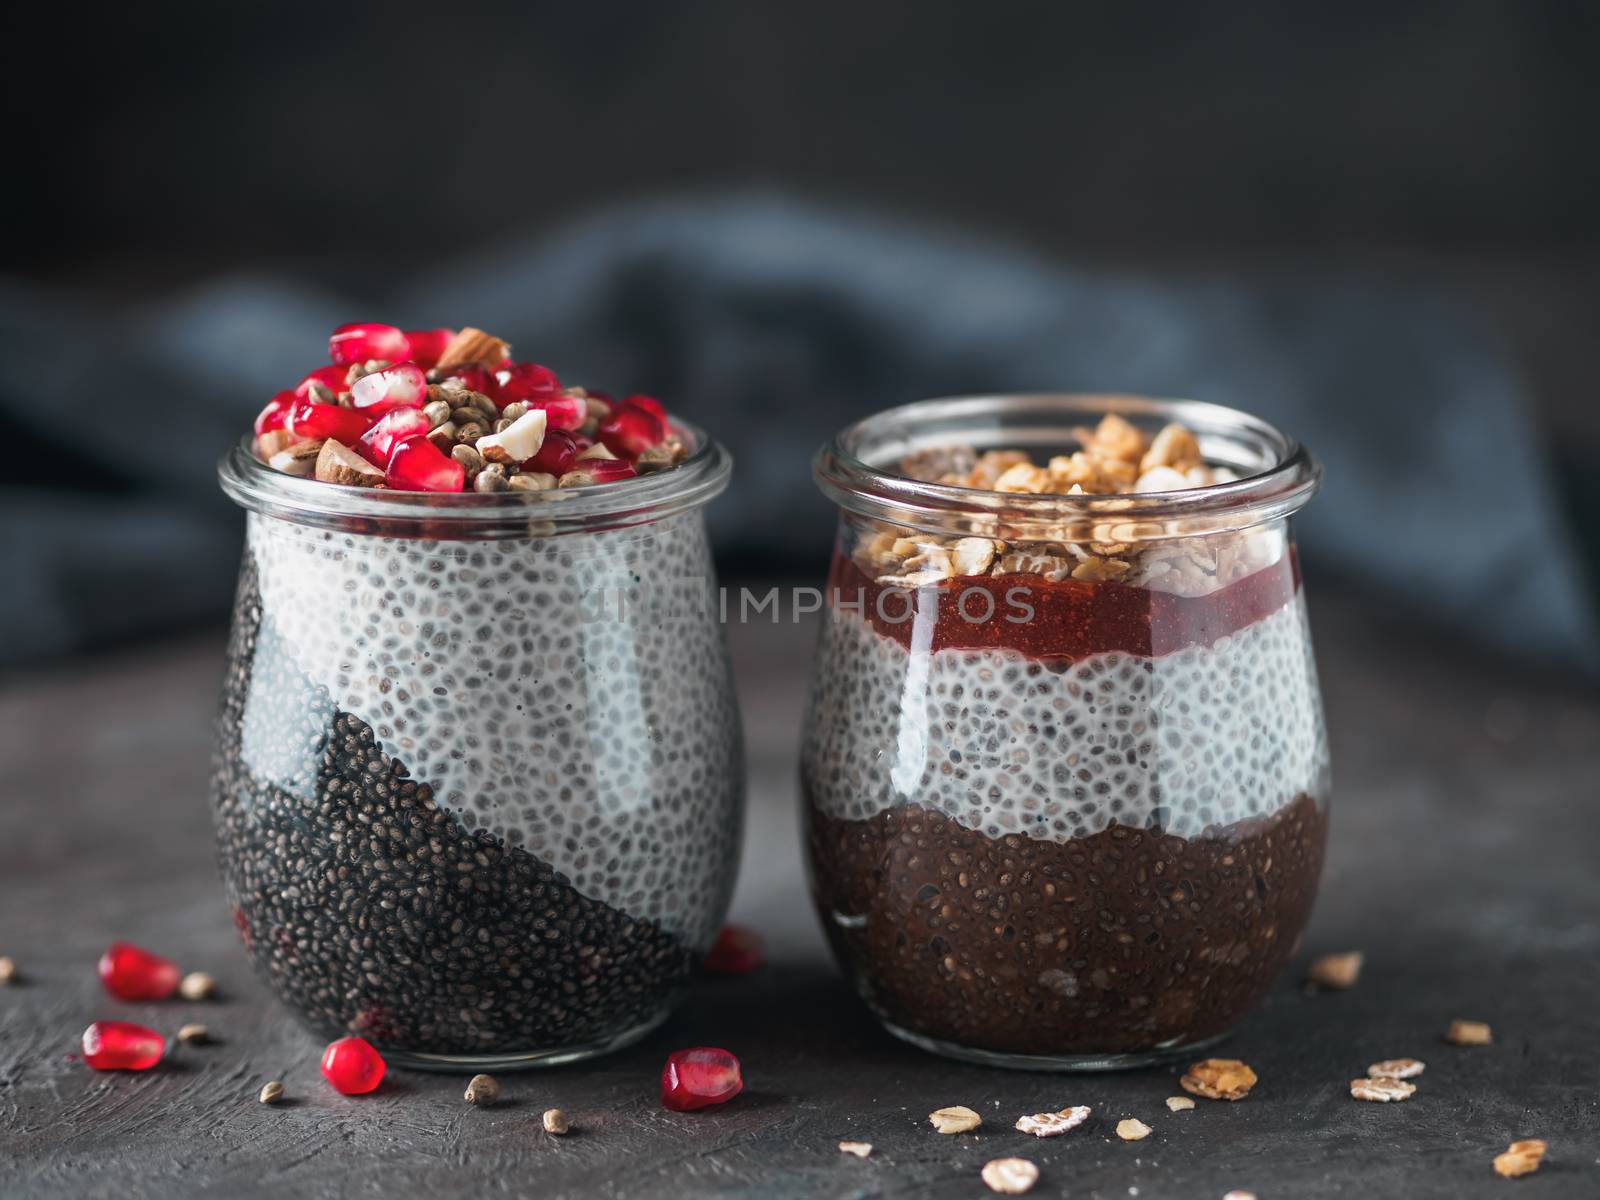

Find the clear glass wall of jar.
[
  {"left": 802, "top": 395, "right": 1328, "bottom": 1069},
  {"left": 214, "top": 422, "right": 742, "bottom": 1070}
]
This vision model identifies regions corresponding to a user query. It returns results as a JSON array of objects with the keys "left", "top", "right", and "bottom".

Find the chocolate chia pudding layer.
[
  {"left": 806, "top": 793, "right": 1326, "bottom": 1056},
  {"left": 213, "top": 554, "right": 698, "bottom": 1055}
]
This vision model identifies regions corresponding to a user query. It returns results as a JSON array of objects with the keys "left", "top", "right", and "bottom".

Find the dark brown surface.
[
  {"left": 2, "top": 587, "right": 1599, "bottom": 1198},
  {"left": 807, "top": 794, "right": 1326, "bottom": 1057}
]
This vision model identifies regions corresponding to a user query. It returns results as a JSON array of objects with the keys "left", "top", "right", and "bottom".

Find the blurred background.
[{"left": 2, "top": 0, "right": 1597, "bottom": 670}]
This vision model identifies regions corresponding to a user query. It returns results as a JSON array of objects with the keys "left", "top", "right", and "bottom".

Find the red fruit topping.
[
  {"left": 597, "top": 405, "right": 664, "bottom": 459},
  {"left": 386, "top": 435, "right": 465, "bottom": 492},
  {"left": 286, "top": 400, "right": 375, "bottom": 446},
  {"left": 329, "top": 322, "right": 409, "bottom": 365},
  {"left": 295, "top": 364, "right": 350, "bottom": 398},
  {"left": 350, "top": 362, "right": 428, "bottom": 413},
  {"left": 580, "top": 459, "right": 637, "bottom": 484},
  {"left": 254, "top": 391, "right": 295, "bottom": 436},
  {"left": 357, "top": 408, "right": 432, "bottom": 468},
  {"left": 661, "top": 1047, "right": 743, "bottom": 1112},
  {"left": 525, "top": 428, "right": 578, "bottom": 476},
  {"left": 402, "top": 328, "right": 456, "bottom": 370},
  {"left": 320, "top": 1036, "right": 386, "bottom": 1095},
  {"left": 622, "top": 394, "right": 667, "bottom": 424},
  {"left": 495, "top": 361, "right": 561, "bottom": 405},
  {"left": 437, "top": 364, "right": 499, "bottom": 403},
  {"left": 532, "top": 394, "right": 586, "bottom": 432},
  {"left": 97, "top": 942, "right": 180, "bottom": 1001},
  {"left": 703, "top": 925, "right": 763, "bottom": 974},
  {"left": 82, "top": 1020, "right": 165, "bottom": 1071}
]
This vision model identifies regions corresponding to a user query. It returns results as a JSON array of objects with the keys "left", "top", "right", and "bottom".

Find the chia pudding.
[
  {"left": 212, "top": 323, "right": 742, "bottom": 1066},
  {"left": 803, "top": 399, "right": 1329, "bottom": 1066}
]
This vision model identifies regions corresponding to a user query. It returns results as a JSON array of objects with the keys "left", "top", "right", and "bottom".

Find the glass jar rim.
[
  {"left": 219, "top": 417, "right": 732, "bottom": 538},
  {"left": 813, "top": 393, "right": 1320, "bottom": 542}
]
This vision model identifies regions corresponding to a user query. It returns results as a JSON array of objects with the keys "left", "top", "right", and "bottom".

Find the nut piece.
[
  {"left": 176, "top": 1023, "right": 210, "bottom": 1045},
  {"left": 1014, "top": 1105, "right": 1091, "bottom": 1137},
  {"left": 434, "top": 326, "right": 510, "bottom": 372},
  {"left": 838, "top": 1141, "right": 872, "bottom": 1158},
  {"left": 981, "top": 1158, "right": 1040, "bottom": 1195},
  {"left": 179, "top": 971, "right": 216, "bottom": 1001},
  {"left": 1181, "top": 1058, "right": 1258, "bottom": 1101},
  {"left": 1367, "top": 1058, "right": 1425, "bottom": 1080},
  {"left": 1445, "top": 1019, "right": 1493, "bottom": 1046},
  {"left": 476, "top": 409, "right": 548, "bottom": 466},
  {"left": 314, "top": 439, "right": 384, "bottom": 487},
  {"left": 1116, "top": 1118, "right": 1152, "bottom": 1141},
  {"left": 463, "top": 1074, "right": 500, "bottom": 1106},
  {"left": 1493, "top": 1139, "right": 1547, "bottom": 1178},
  {"left": 542, "top": 1108, "right": 570, "bottom": 1135},
  {"left": 929, "top": 1105, "right": 982, "bottom": 1134},
  {"left": 1166, "top": 1095, "right": 1196, "bottom": 1112},
  {"left": 507, "top": 471, "right": 556, "bottom": 492},
  {"left": 258, "top": 1081, "right": 285, "bottom": 1105},
  {"left": 268, "top": 439, "right": 326, "bottom": 477},
  {"left": 1350, "top": 1077, "right": 1416, "bottom": 1102},
  {"left": 255, "top": 429, "right": 296, "bottom": 458},
  {"left": 1307, "top": 951, "right": 1364, "bottom": 989},
  {"left": 0, "top": 956, "right": 16, "bottom": 985}
]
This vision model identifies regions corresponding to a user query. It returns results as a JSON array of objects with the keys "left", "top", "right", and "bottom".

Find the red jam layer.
[{"left": 827, "top": 548, "right": 1299, "bottom": 661}]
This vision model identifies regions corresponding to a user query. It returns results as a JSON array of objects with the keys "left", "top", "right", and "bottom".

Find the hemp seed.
[
  {"left": 176, "top": 1023, "right": 210, "bottom": 1045},
  {"left": 259, "top": 1080, "right": 285, "bottom": 1104},
  {"left": 464, "top": 1073, "right": 500, "bottom": 1106},
  {"left": 542, "top": 1107, "right": 570, "bottom": 1135},
  {"left": 178, "top": 971, "right": 217, "bottom": 1001}
]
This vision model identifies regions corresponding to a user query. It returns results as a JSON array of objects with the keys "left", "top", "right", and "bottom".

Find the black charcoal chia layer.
[{"left": 211, "top": 513, "right": 742, "bottom": 1055}]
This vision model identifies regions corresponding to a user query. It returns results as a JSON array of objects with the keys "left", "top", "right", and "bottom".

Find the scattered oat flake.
[
  {"left": 839, "top": 1141, "right": 872, "bottom": 1158},
  {"left": 1166, "top": 1096, "right": 1196, "bottom": 1112},
  {"left": 929, "top": 1105, "right": 982, "bottom": 1134},
  {"left": 1446, "top": 1019, "right": 1493, "bottom": 1046},
  {"left": 1116, "top": 1118, "right": 1153, "bottom": 1141},
  {"left": 1015, "top": 1105, "right": 1091, "bottom": 1137},
  {"left": 1493, "top": 1139, "right": 1547, "bottom": 1178},
  {"left": 1223, "top": 1192, "right": 1259, "bottom": 1200},
  {"left": 1350, "top": 1076, "right": 1416, "bottom": 1102},
  {"left": 1181, "top": 1058, "right": 1258, "bottom": 1101},
  {"left": 981, "top": 1157, "right": 1040, "bottom": 1195},
  {"left": 1307, "top": 951, "right": 1363, "bottom": 989},
  {"left": 1368, "top": 1058, "right": 1425, "bottom": 1080}
]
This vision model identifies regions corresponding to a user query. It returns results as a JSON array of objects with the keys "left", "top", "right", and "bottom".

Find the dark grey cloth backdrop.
[{"left": 1, "top": 196, "right": 1594, "bottom": 671}]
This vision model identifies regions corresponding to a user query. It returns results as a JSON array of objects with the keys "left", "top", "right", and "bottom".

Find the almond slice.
[
  {"left": 476, "top": 409, "right": 547, "bottom": 466},
  {"left": 315, "top": 439, "right": 384, "bottom": 487},
  {"left": 433, "top": 326, "right": 510, "bottom": 372}
]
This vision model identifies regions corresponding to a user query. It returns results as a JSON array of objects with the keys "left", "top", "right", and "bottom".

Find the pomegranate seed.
[
  {"left": 386, "top": 435, "right": 465, "bottom": 492},
  {"left": 97, "top": 942, "right": 180, "bottom": 1001},
  {"left": 350, "top": 362, "right": 428, "bottom": 413},
  {"left": 661, "top": 1047, "right": 743, "bottom": 1111},
  {"left": 294, "top": 364, "right": 349, "bottom": 399},
  {"left": 525, "top": 428, "right": 578, "bottom": 475},
  {"left": 82, "top": 1020, "right": 165, "bottom": 1071},
  {"left": 495, "top": 361, "right": 561, "bottom": 405},
  {"left": 320, "top": 1036, "right": 386, "bottom": 1095},
  {"left": 622, "top": 394, "right": 667, "bottom": 423},
  {"left": 286, "top": 400, "right": 375, "bottom": 446},
  {"left": 532, "top": 394, "right": 586, "bottom": 432},
  {"left": 580, "top": 459, "right": 637, "bottom": 484},
  {"left": 254, "top": 391, "right": 295, "bottom": 436},
  {"left": 704, "top": 925, "right": 763, "bottom": 974},
  {"left": 438, "top": 364, "right": 500, "bottom": 404},
  {"left": 329, "top": 322, "right": 408, "bottom": 365},
  {"left": 598, "top": 406, "right": 664, "bottom": 459},
  {"left": 357, "top": 408, "right": 431, "bottom": 467},
  {"left": 402, "top": 327, "right": 456, "bottom": 370}
]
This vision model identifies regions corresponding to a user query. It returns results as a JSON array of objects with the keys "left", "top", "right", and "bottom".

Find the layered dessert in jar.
[
  {"left": 803, "top": 396, "right": 1328, "bottom": 1067},
  {"left": 214, "top": 323, "right": 742, "bottom": 1067}
]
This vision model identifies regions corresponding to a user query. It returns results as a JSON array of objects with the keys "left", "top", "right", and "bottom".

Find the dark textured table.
[{"left": 3, "top": 586, "right": 1597, "bottom": 1199}]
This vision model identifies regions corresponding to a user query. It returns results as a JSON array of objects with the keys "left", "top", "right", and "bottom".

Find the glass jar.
[
  {"left": 802, "top": 394, "right": 1328, "bottom": 1069},
  {"left": 213, "top": 422, "right": 742, "bottom": 1070}
]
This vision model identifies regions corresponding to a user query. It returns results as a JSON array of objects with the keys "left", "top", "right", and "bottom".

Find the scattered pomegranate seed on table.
[
  {"left": 97, "top": 941, "right": 180, "bottom": 1001},
  {"left": 661, "top": 1047, "right": 743, "bottom": 1112},
  {"left": 82, "top": 1020, "right": 165, "bottom": 1070},
  {"left": 703, "top": 924, "right": 764, "bottom": 974},
  {"left": 319, "top": 1036, "right": 386, "bottom": 1095}
]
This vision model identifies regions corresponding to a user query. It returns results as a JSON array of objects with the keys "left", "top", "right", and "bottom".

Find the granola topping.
[{"left": 1014, "top": 1105, "right": 1091, "bottom": 1137}]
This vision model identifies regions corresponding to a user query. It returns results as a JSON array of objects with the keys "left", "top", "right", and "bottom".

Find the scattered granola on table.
[
  {"left": 1492, "top": 1139, "right": 1547, "bottom": 1178},
  {"left": 1445, "top": 1019, "right": 1494, "bottom": 1046},
  {"left": 981, "top": 1157, "right": 1040, "bottom": 1195},
  {"left": 1165, "top": 1096, "right": 1196, "bottom": 1112},
  {"left": 1116, "top": 1117, "right": 1153, "bottom": 1141},
  {"left": 1350, "top": 1076, "right": 1417, "bottom": 1102},
  {"left": 928, "top": 1105, "right": 983, "bottom": 1134},
  {"left": 1306, "top": 951, "right": 1364, "bottom": 990},
  {"left": 1367, "top": 1058, "right": 1425, "bottom": 1080},
  {"left": 1015, "top": 1106, "right": 1091, "bottom": 1137},
  {"left": 1181, "top": 1059, "right": 1258, "bottom": 1101},
  {"left": 838, "top": 1141, "right": 872, "bottom": 1158}
]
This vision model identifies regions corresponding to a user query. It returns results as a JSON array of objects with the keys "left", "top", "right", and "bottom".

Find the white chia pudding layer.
[
  {"left": 245, "top": 512, "right": 743, "bottom": 942},
  {"left": 802, "top": 588, "right": 1327, "bottom": 841}
]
